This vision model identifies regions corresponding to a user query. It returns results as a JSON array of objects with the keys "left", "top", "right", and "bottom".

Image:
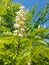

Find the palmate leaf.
[
  {"left": 0, "top": 34, "right": 18, "bottom": 45},
  {"left": 31, "top": 46, "right": 42, "bottom": 58},
  {"left": 33, "top": 28, "right": 49, "bottom": 35},
  {"left": 32, "top": 3, "right": 49, "bottom": 28},
  {"left": 0, "top": 42, "right": 4, "bottom": 49},
  {"left": 37, "top": 40, "right": 48, "bottom": 46},
  {"left": 27, "top": 28, "right": 49, "bottom": 39},
  {"left": 0, "top": 35, "right": 13, "bottom": 55},
  {"left": 32, "top": 35, "right": 48, "bottom": 46},
  {"left": 28, "top": 46, "right": 42, "bottom": 63},
  {"left": 42, "top": 48, "right": 49, "bottom": 59},
  {"left": 31, "top": 46, "right": 49, "bottom": 63},
  {"left": 17, "top": 51, "right": 31, "bottom": 65},
  {"left": 0, "top": 35, "right": 12, "bottom": 44},
  {"left": 0, "top": 6, "right": 7, "bottom": 15},
  {"left": 0, "top": 26, "right": 10, "bottom": 33}
]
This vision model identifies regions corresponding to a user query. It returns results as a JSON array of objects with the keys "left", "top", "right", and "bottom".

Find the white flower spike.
[{"left": 13, "top": 5, "right": 26, "bottom": 37}]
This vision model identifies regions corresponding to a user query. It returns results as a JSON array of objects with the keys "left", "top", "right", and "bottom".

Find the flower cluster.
[{"left": 13, "top": 6, "right": 26, "bottom": 37}]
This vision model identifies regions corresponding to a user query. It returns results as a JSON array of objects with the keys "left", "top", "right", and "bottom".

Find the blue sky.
[
  {"left": 13, "top": 0, "right": 49, "bottom": 26},
  {"left": 13, "top": 0, "right": 49, "bottom": 9}
]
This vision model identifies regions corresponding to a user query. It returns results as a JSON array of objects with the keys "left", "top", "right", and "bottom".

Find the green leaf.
[{"left": 0, "top": 6, "right": 7, "bottom": 15}]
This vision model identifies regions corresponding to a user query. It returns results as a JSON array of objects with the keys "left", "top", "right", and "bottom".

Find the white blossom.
[
  {"left": 13, "top": 30, "right": 18, "bottom": 36},
  {"left": 16, "top": 16, "right": 20, "bottom": 19},
  {"left": 28, "top": 60, "right": 31, "bottom": 65},
  {"left": 14, "top": 23, "right": 20, "bottom": 28},
  {"left": 16, "top": 11, "right": 21, "bottom": 14},
  {"left": 20, "top": 17, "right": 26, "bottom": 20},
  {"left": 21, "top": 11, "right": 26, "bottom": 15},
  {"left": 28, "top": 62, "right": 30, "bottom": 65},
  {"left": 14, "top": 5, "right": 26, "bottom": 37},
  {"left": 19, "top": 9, "right": 24, "bottom": 12},
  {"left": 18, "top": 13, "right": 23, "bottom": 17},
  {"left": 18, "top": 33, "right": 23, "bottom": 37},
  {"left": 15, "top": 18, "right": 20, "bottom": 22},
  {"left": 20, "top": 28, "right": 25, "bottom": 31},
  {"left": 13, "top": 30, "right": 18, "bottom": 33},
  {"left": 20, "top": 21, "right": 25, "bottom": 24},
  {"left": 22, "top": 17, "right": 26, "bottom": 20}
]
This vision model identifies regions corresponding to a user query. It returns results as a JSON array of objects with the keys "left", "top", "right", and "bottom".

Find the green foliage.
[{"left": 0, "top": 0, "right": 49, "bottom": 65}]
